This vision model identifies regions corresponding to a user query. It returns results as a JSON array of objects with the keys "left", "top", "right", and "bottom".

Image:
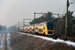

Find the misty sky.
[{"left": 0, "top": 0, "right": 75, "bottom": 27}]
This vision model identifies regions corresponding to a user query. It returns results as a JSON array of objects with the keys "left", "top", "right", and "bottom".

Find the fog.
[{"left": 0, "top": 0, "right": 75, "bottom": 27}]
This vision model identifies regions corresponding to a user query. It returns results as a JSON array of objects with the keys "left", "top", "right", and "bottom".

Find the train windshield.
[{"left": 47, "top": 22, "right": 54, "bottom": 30}]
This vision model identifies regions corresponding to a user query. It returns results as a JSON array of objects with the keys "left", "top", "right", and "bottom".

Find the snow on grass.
[
  {"left": 20, "top": 32, "right": 75, "bottom": 47},
  {"left": 0, "top": 36, "right": 3, "bottom": 48}
]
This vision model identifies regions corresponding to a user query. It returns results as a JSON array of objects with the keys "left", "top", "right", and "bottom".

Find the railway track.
[
  {"left": 1, "top": 33, "right": 7, "bottom": 50},
  {"left": 0, "top": 31, "right": 12, "bottom": 50}
]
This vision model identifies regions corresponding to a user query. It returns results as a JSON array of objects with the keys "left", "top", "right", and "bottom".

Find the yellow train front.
[{"left": 38, "top": 21, "right": 55, "bottom": 35}]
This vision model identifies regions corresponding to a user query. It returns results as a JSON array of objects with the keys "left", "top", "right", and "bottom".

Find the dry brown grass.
[{"left": 10, "top": 32, "right": 75, "bottom": 50}]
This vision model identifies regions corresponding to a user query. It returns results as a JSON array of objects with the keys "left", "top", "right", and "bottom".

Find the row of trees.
[{"left": 30, "top": 12, "right": 54, "bottom": 24}]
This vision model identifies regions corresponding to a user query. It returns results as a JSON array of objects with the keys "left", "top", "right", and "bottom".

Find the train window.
[
  {"left": 39, "top": 23, "right": 44, "bottom": 26},
  {"left": 47, "top": 22, "right": 54, "bottom": 30}
]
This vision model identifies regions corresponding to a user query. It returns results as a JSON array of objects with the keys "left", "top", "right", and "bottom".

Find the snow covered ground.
[
  {"left": 20, "top": 32, "right": 75, "bottom": 47},
  {"left": 0, "top": 34, "right": 3, "bottom": 48},
  {"left": 7, "top": 33, "right": 10, "bottom": 45}
]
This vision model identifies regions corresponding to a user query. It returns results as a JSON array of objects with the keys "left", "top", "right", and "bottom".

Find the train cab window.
[{"left": 47, "top": 22, "right": 54, "bottom": 30}]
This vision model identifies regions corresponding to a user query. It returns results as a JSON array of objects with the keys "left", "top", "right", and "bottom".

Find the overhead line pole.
[
  {"left": 18, "top": 22, "right": 20, "bottom": 31},
  {"left": 65, "top": 0, "right": 69, "bottom": 39},
  {"left": 23, "top": 18, "right": 25, "bottom": 30},
  {"left": 34, "top": 12, "right": 59, "bottom": 24},
  {"left": 23, "top": 18, "right": 32, "bottom": 30}
]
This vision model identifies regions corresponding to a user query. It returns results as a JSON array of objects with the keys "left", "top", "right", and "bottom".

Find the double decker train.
[
  {"left": 20, "top": 21, "right": 55, "bottom": 36},
  {"left": 20, "top": 18, "right": 75, "bottom": 42}
]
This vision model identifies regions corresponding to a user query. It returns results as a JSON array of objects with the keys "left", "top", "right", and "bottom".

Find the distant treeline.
[
  {"left": 30, "top": 11, "right": 75, "bottom": 36},
  {"left": 0, "top": 25, "right": 6, "bottom": 31},
  {"left": 8, "top": 26, "right": 19, "bottom": 32}
]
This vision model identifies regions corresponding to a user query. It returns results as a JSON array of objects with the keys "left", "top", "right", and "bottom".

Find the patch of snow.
[
  {"left": 0, "top": 34, "right": 1, "bottom": 37},
  {"left": 7, "top": 33, "right": 11, "bottom": 45},
  {"left": 0, "top": 45, "right": 3, "bottom": 48},
  {"left": 0, "top": 37, "right": 3, "bottom": 48},
  {"left": 7, "top": 33, "right": 10, "bottom": 37},
  {"left": 65, "top": 41, "right": 75, "bottom": 46},
  {"left": 20, "top": 32, "right": 75, "bottom": 47}
]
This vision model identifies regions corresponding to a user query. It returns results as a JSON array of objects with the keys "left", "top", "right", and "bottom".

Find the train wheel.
[
  {"left": 43, "top": 32, "right": 46, "bottom": 36},
  {"left": 54, "top": 35, "right": 58, "bottom": 39},
  {"left": 64, "top": 37, "right": 68, "bottom": 40},
  {"left": 35, "top": 32, "right": 38, "bottom": 35},
  {"left": 51, "top": 34, "right": 58, "bottom": 39}
]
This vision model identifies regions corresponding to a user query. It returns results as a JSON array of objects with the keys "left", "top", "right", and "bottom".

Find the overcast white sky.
[{"left": 0, "top": 0, "right": 75, "bottom": 27}]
